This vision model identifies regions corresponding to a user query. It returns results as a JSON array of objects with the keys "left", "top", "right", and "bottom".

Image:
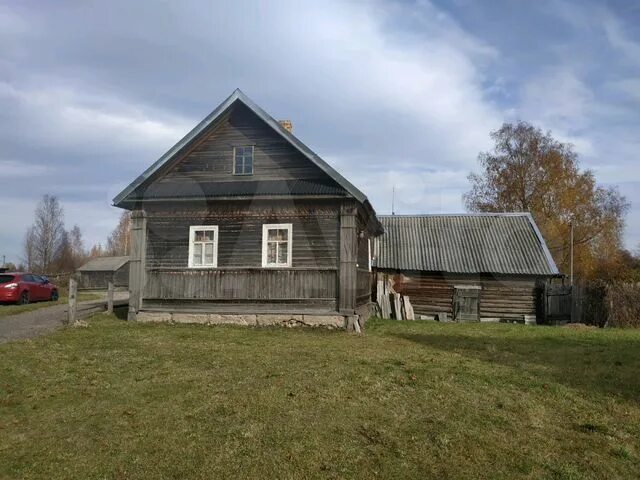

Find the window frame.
[
  {"left": 261, "top": 223, "right": 293, "bottom": 268},
  {"left": 188, "top": 225, "right": 219, "bottom": 269},
  {"left": 233, "top": 145, "right": 254, "bottom": 176}
]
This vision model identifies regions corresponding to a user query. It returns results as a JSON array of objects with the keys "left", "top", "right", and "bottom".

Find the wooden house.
[
  {"left": 113, "top": 89, "right": 382, "bottom": 329},
  {"left": 373, "top": 214, "right": 559, "bottom": 323},
  {"left": 77, "top": 256, "right": 130, "bottom": 290}
]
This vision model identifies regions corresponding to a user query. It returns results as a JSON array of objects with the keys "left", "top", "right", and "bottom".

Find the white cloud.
[{"left": 0, "top": 81, "right": 192, "bottom": 156}]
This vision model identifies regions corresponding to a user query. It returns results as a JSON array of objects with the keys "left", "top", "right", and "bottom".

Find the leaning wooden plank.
[
  {"left": 403, "top": 296, "right": 415, "bottom": 320},
  {"left": 392, "top": 293, "right": 403, "bottom": 320}
]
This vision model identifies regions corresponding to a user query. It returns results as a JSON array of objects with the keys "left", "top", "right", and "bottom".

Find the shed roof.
[
  {"left": 373, "top": 213, "right": 559, "bottom": 276},
  {"left": 77, "top": 256, "right": 129, "bottom": 272}
]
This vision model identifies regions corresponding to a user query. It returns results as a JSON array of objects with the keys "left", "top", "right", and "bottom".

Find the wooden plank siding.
[
  {"left": 387, "top": 271, "right": 539, "bottom": 322},
  {"left": 145, "top": 201, "right": 340, "bottom": 269},
  {"left": 158, "top": 103, "right": 330, "bottom": 185},
  {"left": 356, "top": 269, "right": 371, "bottom": 306},
  {"left": 144, "top": 268, "right": 336, "bottom": 302},
  {"left": 141, "top": 200, "right": 342, "bottom": 311}
]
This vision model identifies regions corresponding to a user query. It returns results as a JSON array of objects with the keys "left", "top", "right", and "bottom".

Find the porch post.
[
  {"left": 128, "top": 209, "right": 147, "bottom": 321},
  {"left": 338, "top": 202, "right": 357, "bottom": 314}
]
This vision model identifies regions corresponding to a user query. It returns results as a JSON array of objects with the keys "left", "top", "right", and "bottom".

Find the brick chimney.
[{"left": 279, "top": 120, "right": 293, "bottom": 133}]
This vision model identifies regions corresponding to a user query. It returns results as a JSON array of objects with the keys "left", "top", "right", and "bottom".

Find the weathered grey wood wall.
[
  {"left": 78, "top": 264, "right": 129, "bottom": 290},
  {"left": 356, "top": 269, "right": 371, "bottom": 306},
  {"left": 138, "top": 200, "right": 344, "bottom": 312},
  {"left": 157, "top": 103, "right": 329, "bottom": 185},
  {"left": 146, "top": 202, "right": 339, "bottom": 269},
  {"left": 128, "top": 210, "right": 147, "bottom": 320},
  {"left": 385, "top": 271, "right": 539, "bottom": 322},
  {"left": 145, "top": 268, "right": 336, "bottom": 301},
  {"left": 338, "top": 203, "right": 357, "bottom": 313}
]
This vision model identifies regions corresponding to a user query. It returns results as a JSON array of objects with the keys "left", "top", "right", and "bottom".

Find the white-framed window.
[
  {"left": 262, "top": 224, "right": 292, "bottom": 268},
  {"left": 188, "top": 226, "right": 219, "bottom": 268},
  {"left": 233, "top": 145, "right": 254, "bottom": 175}
]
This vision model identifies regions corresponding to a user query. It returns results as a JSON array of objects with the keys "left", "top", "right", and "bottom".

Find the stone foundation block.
[
  {"left": 172, "top": 313, "right": 210, "bottom": 324},
  {"left": 209, "top": 314, "right": 257, "bottom": 326},
  {"left": 256, "top": 314, "right": 304, "bottom": 326},
  {"left": 301, "top": 315, "right": 346, "bottom": 328},
  {"left": 137, "top": 312, "right": 172, "bottom": 323}
]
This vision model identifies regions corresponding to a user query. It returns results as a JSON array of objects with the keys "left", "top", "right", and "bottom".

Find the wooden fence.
[{"left": 543, "top": 280, "right": 640, "bottom": 327}]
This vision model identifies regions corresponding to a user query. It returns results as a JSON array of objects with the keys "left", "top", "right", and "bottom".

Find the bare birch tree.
[{"left": 23, "top": 194, "right": 66, "bottom": 273}]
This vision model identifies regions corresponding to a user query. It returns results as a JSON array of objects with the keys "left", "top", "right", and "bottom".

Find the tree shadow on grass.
[{"left": 394, "top": 331, "right": 640, "bottom": 402}]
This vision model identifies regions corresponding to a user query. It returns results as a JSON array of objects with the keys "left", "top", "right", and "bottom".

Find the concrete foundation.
[
  {"left": 135, "top": 302, "right": 376, "bottom": 330},
  {"left": 137, "top": 311, "right": 347, "bottom": 328}
]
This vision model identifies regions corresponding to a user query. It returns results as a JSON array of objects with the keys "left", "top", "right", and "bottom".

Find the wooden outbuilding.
[
  {"left": 113, "top": 89, "right": 382, "bottom": 329},
  {"left": 77, "top": 256, "right": 130, "bottom": 290},
  {"left": 373, "top": 214, "right": 559, "bottom": 323}
]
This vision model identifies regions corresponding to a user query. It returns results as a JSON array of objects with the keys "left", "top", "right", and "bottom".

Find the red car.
[{"left": 0, "top": 273, "right": 59, "bottom": 305}]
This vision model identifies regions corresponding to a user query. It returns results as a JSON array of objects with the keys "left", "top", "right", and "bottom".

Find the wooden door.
[{"left": 453, "top": 287, "right": 480, "bottom": 322}]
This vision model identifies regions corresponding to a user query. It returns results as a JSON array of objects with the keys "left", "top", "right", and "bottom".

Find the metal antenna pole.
[
  {"left": 391, "top": 185, "right": 395, "bottom": 215},
  {"left": 570, "top": 220, "right": 574, "bottom": 286}
]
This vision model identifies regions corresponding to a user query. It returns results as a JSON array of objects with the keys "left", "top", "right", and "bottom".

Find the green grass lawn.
[
  {"left": 0, "top": 293, "right": 103, "bottom": 318},
  {"left": 1, "top": 314, "right": 639, "bottom": 479}
]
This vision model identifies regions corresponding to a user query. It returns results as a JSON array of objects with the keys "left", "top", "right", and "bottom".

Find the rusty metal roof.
[{"left": 373, "top": 213, "right": 559, "bottom": 276}]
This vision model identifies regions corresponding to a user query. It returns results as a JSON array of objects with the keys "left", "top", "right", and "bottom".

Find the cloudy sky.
[{"left": 1, "top": 0, "right": 639, "bottom": 264}]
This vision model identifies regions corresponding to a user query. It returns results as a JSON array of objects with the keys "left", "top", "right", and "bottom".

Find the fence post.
[
  {"left": 67, "top": 277, "right": 77, "bottom": 325},
  {"left": 107, "top": 281, "right": 114, "bottom": 314}
]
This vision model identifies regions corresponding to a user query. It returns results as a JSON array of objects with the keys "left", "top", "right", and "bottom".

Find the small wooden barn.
[
  {"left": 112, "top": 89, "right": 382, "bottom": 329},
  {"left": 373, "top": 214, "right": 559, "bottom": 323},
  {"left": 77, "top": 256, "right": 130, "bottom": 290}
]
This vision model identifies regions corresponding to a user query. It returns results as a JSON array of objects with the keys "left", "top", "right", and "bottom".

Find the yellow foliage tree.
[{"left": 464, "top": 121, "right": 629, "bottom": 281}]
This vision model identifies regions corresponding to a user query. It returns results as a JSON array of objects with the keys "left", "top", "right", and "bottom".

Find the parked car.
[{"left": 0, "top": 273, "right": 59, "bottom": 305}]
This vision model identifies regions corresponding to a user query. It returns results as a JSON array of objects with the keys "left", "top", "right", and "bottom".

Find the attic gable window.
[{"left": 233, "top": 146, "right": 254, "bottom": 175}]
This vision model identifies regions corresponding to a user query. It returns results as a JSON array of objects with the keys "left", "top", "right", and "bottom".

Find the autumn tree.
[
  {"left": 464, "top": 121, "right": 629, "bottom": 280},
  {"left": 23, "top": 195, "right": 66, "bottom": 273},
  {"left": 106, "top": 211, "right": 131, "bottom": 256},
  {"left": 89, "top": 243, "right": 105, "bottom": 258}
]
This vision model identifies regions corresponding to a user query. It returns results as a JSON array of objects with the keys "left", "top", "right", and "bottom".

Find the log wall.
[
  {"left": 146, "top": 201, "right": 340, "bottom": 269},
  {"left": 385, "top": 271, "right": 541, "bottom": 322}
]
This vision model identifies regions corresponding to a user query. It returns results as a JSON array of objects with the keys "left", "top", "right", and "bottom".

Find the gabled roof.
[
  {"left": 373, "top": 213, "right": 559, "bottom": 276},
  {"left": 77, "top": 256, "right": 129, "bottom": 272},
  {"left": 113, "top": 89, "right": 370, "bottom": 207}
]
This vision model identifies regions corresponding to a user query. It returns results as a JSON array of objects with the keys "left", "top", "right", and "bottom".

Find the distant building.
[{"left": 77, "top": 256, "right": 129, "bottom": 290}]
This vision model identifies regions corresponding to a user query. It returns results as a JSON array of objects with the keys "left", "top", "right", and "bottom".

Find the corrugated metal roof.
[
  {"left": 373, "top": 214, "right": 559, "bottom": 276},
  {"left": 77, "top": 256, "right": 129, "bottom": 272},
  {"left": 130, "top": 179, "right": 347, "bottom": 199}
]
